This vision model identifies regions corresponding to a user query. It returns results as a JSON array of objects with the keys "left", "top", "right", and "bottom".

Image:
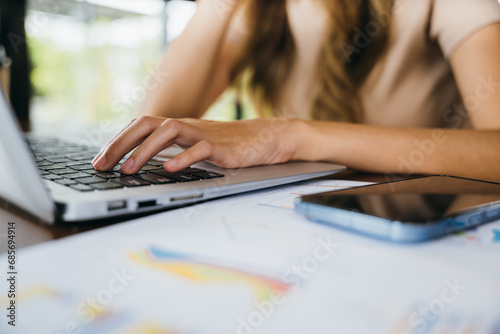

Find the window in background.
[{"left": 26, "top": 0, "right": 198, "bottom": 144}]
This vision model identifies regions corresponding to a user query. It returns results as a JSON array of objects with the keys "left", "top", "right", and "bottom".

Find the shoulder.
[
  {"left": 220, "top": 0, "right": 252, "bottom": 66},
  {"left": 390, "top": 0, "right": 500, "bottom": 57},
  {"left": 428, "top": 0, "right": 500, "bottom": 56}
]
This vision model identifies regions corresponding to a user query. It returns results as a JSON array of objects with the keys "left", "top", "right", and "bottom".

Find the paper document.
[{"left": 1, "top": 179, "right": 500, "bottom": 334}]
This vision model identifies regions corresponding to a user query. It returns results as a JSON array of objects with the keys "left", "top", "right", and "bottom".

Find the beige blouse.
[
  {"left": 359, "top": 0, "right": 500, "bottom": 128},
  {"left": 279, "top": 0, "right": 500, "bottom": 128}
]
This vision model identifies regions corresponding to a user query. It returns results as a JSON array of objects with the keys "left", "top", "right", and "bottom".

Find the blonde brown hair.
[{"left": 231, "top": 0, "right": 393, "bottom": 122}]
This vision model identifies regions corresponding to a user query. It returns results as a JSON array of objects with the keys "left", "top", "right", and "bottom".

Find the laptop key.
[
  {"left": 91, "top": 182, "right": 124, "bottom": 190},
  {"left": 140, "top": 165, "right": 164, "bottom": 172},
  {"left": 43, "top": 174, "right": 63, "bottom": 181},
  {"left": 179, "top": 167, "right": 207, "bottom": 174},
  {"left": 70, "top": 163, "right": 94, "bottom": 169},
  {"left": 41, "top": 164, "right": 66, "bottom": 171},
  {"left": 114, "top": 177, "right": 152, "bottom": 187},
  {"left": 49, "top": 168, "right": 78, "bottom": 175},
  {"left": 92, "top": 166, "right": 121, "bottom": 173},
  {"left": 152, "top": 170, "right": 201, "bottom": 182},
  {"left": 55, "top": 179, "right": 78, "bottom": 186},
  {"left": 118, "top": 170, "right": 147, "bottom": 176},
  {"left": 64, "top": 161, "right": 91, "bottom": 167},
  {"left": 46, "top": 157, "right": 72, "bottom": 164},
  {"left": 95, "top": 172, "right": 122, "bottom": 179},
  {"left": 63, "top": 172, "right": 92, "bottom": 179},
  {"left": 69, "top": 184, "right": 95, "bottom": 192},
  {"left": 135, "top": 174, "right": 176, "bottom": 185},
  {"left": 71, "top": 155, "right": 96, "bottom": 161},
  {"left": 73, "top": 167, "right": 98, "bottom": 174},
  {"left": 43, "top": 153, "right": 66, "bottom": 159},
  {"left": 147, "top": 160, "right": 165, "bottom": 167},
  {"left": 77, "top": 176, "right": 108, "bottom": 184},
  {"left": 192, "top": 172, "right": 225, "bottom": 179},
  {"left": 36, "top": 161, "right": 52, "bottom": 167}
]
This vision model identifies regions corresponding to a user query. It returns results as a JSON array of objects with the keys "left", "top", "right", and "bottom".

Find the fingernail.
[
  {"left": 93, "top": 156, "right": 107, "bottom": 170},
  {"left": 92, "top": 154, "right": 101, "bottom": 165},
  {"left": 165, "top": 159, "right": 178, "bottom": 169},
  {"left": 121, "top": 159, "right": 135, "bottom": 172}
]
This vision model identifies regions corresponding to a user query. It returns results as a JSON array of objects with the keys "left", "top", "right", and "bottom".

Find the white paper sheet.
[{"left": 1, "top": 179, "right": 500, "bottom": 334}]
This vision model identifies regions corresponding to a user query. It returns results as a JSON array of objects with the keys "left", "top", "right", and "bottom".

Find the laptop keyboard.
[{"left": 28, "top": 137, "right": 224, "bottom": 192}]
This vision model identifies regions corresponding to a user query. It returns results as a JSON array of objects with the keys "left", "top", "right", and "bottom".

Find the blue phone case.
[{"left": 295, "top": 196, "right": 500, "bottom": 243}]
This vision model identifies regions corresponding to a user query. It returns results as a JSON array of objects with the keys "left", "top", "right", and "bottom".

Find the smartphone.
[{"left": 295, "top": 176, "right": 500, "bottom": 243}]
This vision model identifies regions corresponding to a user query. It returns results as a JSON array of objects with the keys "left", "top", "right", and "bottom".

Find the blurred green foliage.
[{"left": 27, "top": 14, "right": 255, "bottom": 130}]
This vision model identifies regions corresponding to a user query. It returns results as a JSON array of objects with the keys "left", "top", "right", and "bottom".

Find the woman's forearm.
[
  {"left": 293, "top": 120, "right": 500, "bottom": 182},
  {"left": 139, "top": 0, "right": 236, "bottom": 118}
]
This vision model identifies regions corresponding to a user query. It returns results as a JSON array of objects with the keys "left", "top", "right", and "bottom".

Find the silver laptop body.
[{"left": 0, "top": 91, "right": 344, "bottom": 224}]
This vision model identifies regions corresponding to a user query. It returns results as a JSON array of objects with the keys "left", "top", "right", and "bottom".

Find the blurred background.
[{"left": 0, "top": 0, "right": 250, "bottom": 145}]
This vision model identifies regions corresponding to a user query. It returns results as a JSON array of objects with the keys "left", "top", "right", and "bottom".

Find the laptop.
[{"left": 0, "top": 91, "right": 344, "bottom": 224}]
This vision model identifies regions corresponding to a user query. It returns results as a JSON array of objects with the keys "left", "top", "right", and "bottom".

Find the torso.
[
  {"left": 279, "top": 0, "right": 329, "bottom": 118},
  {"left": 223, "top": 0, "right": 500, "bottom": 128}
]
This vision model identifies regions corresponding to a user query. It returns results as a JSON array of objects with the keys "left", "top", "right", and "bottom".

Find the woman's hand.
[{"left": 92, "top": 116, "right": 301, "bottom": 174}]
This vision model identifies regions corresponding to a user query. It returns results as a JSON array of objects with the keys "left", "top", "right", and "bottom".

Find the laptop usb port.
[
  {"left": 170, "top": 194, "right": 203, "bottom": 202},
  {"left": 108, "top": 200, "right": 127, "bottom": 212},
  {"left": 138, "top": 200, "right": 158, "bottom": 209}
]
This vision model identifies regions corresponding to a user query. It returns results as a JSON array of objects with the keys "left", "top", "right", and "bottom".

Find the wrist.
[
  {"left": 288, "top": 119, "right": 344, "bottom": 163},
  {"left": 287, "top": 119, "right": 316, "bottom": 162}
]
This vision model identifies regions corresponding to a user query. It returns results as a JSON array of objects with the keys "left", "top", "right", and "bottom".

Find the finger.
[
  {"left": 93, "top": 116, "right": 164, "bottom": 171},
  {"left": 92, "top": 118, "right": 137, "bottom": 165},
  {"left": 120, "top": 119, "right": 199, "bottom": 174},
  {"left": 163, "top": 140, "right": 214, "bottom": 172}
]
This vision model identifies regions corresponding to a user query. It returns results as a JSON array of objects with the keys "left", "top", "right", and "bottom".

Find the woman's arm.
[
  {"left": 92, "top": 116, "right": 500, "bottom": 182},
  {"left": 293, "top": 122, "right": 500, "bottom": 182},
  {"left": 294, "top": 23, "right": 500, "bottom": 182},
  {"left": 139, "top": 0, "right": 239, "bottom": 118},
  {"left": 93, "top": 23, "right": 500, "bottom": 182}
]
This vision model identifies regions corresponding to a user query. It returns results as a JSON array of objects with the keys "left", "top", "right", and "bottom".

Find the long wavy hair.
[{"left": 230, "top": 0, "right": 393, "bottom": 122}]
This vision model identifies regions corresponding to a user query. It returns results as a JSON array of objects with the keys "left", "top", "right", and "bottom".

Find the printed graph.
[
  {"left": 8, "top": 285, "right": 175, "bottom": 334},
  {"left": 130, "top": 246, "right": 291, "bottom": 302},
  {"left": 81, "top": 315, "right": 175, "bottom": 334},
  {"left": 451, "top": 224, "right": 500, "bottom": 247},
  {"left": 492, "top": 229, "right": 500, "bottom": 243}
]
